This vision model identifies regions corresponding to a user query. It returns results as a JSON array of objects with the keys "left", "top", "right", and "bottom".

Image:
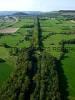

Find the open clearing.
[{"left": 0, "top": 28, "right": 19, "bottom": 33}]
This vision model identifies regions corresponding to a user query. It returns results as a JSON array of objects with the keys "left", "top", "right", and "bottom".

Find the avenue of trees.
[{"left": 0, "top": 17, "right": 61, "bottom": 100}]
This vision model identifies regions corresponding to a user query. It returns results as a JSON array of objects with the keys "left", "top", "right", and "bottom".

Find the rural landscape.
[{"left": 0, "top": 10, "right": 75, "bottom": 100}]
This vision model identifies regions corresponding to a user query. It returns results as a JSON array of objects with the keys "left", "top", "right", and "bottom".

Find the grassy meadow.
[{"left": 0, "top": 16, "right": 75, "bottom": 99}]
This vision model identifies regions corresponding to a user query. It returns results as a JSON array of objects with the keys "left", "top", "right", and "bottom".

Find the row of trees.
[
  {"left": 0, "top": 47, "right": 60, "bottom": 100},
  {"left": 30, "top": 51, "right": 60, "bottom": 100},
  {"left": 0, "top": 17, "right": 61, "bottom": 100},
  {"left": 63, "top": 39, "right": 75, "bottom": 44}
]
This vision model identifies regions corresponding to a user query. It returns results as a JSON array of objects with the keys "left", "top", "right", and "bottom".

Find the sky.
[{"left": 0, "top": 0, "right": 75, "bottom": 11}]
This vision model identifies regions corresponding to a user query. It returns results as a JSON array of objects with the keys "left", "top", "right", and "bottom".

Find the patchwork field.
[
  {"left": 0, "top": 17, "right": 33, "bottom": 87},
  {"left": 40, "top": 19, "right": 75, "bottom": 99},
  {"left": 0, "top": 16, "right": 75, "bottom": 99}
]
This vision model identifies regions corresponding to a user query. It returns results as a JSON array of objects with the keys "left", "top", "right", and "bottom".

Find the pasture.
[{"left": 0, "top": 16, "right": 75, "bottom": 99}]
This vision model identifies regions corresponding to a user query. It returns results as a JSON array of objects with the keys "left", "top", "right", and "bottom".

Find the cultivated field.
[
  {"left": 0, "top": 28, "right": 19, "bottom": 33},
  {"left": 0, "top": 16, "right": 75, "bottom": 100}
]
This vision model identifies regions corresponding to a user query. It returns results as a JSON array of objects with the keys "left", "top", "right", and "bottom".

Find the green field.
[
  {"left": 0, "top": 17, "right": 75, "bottom": 99},
  {"left": 0, "top": 47, "right": 16, "bottom": 86},
  {"left": 62, "top": 45, "right": 75, "bottom": 100},
  {"left": 0, "top": 17, "right": 33, "bottom": 86}
]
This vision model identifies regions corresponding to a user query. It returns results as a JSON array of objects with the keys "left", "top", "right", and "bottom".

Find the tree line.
[{"left": 0, "top": 17, "right": 61, "bottom": 100}]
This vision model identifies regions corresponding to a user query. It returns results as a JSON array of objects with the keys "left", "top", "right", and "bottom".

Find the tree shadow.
[
  {"left": 42, "top": 33, "right": 55, "bottom": 41},
  {"left": 60, "top": 54, "right": 69, "bottom": 60},
  {"left": 60, "top": 48, "right": 69, "bottom": 60},
  {"left": 38, "top": 19, "right": 44, "bottom": 51},
  {"left": 24, "top": 47, "right": 38, "bottom": 99},
  {"left": 0, "top": 58, "right": 5, "bottom": 63},
  {"left": 56, "top": 59, "right": 69, "bottom": 100}
]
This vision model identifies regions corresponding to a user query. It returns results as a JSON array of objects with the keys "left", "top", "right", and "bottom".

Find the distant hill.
[
  {"left": 12, "top": 12, "right": 28, "bottom": 16},
  {"left": 59, "top": 10, "right": 75, "bottom": 13},
  {"left": 58, "top": 10, "right": 75, "bottom": 16},
  {"left": 41, "top": 10, "right": 75, "bottom": 18},
  {"left": 0, "top": 11, "right": 15, "bottom": 16},
  {"left": 0, "top": 10, "right": 75, "bottom": 17},
  {"left": 0, "top": 11, "right": 42, "bottom": 16},
  {"left": 26, "top": 11, "right": 43, "bottom": 16}
]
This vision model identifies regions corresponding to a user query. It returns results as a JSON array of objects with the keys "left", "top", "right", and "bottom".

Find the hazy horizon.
[{"left": 0, "top": 0, "right": 75, "bottom": 11}]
